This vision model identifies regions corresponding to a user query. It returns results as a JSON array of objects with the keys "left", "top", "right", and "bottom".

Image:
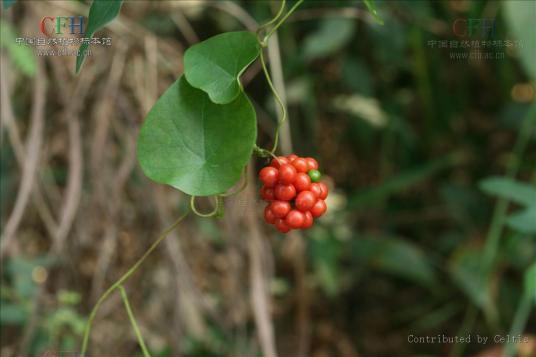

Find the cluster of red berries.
[{"left": 259, "top": 154, "right": 328, "bottom": 233}]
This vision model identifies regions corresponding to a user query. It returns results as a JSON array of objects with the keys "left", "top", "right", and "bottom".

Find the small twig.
[
  {"left": 0, "top": 56, "right": 58, "bottom": 239},
  {"left": 153, "top": 187, "right": 212, "bottom": 348},
  {"left": 90, "top": 44, "right": 127, "bottom": 176},
  {"left": 90, "top": 120, "right": 134, "bottom": 301},
  {"left": 132, "top": 55, "right": 149, "bottom": 114},
  {"left": 16, "top": 7, "right": 99, "bottom": 347},
  {"left": 90, "top": 225, "right": 118, "bottom": 302},
  {"left": 293, "top": 233, "right": 311, "bottom": 357},
  {"left": 1, "top": 58, "right": 46, "bottom": 257},
  {"left": 245, "top": 165, "right": 278, "bottom": 357},
  {"left": 112, "top": 111, "right": 138, "bottom": 196},
  {"left": 171, "top": 11, "right": 199, "bottom": 45},
  {"left": 89, "top": 75, "right": 137, "bottom": 304},
  {"left": 89, "top": 45, "right": 128, "bottom": 299},
  {"left": 209, "top": 1, "right": 258, "bottom": 31},
  {"left": 51, "top": 70, "right": 89, "bottom": 254},
  {"left": 144, "top": 35, "right": 158, "bottom": 111}
]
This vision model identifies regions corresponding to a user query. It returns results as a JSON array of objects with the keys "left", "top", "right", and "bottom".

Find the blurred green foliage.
[
  {"left": 1, "top": 0, "right": 535, "bottom": 356},
  {"left": 1, "top": 257, "right": 85, "bottom": 355},
  {"left": 0, "top": 21, "right": 36, "bottom": 76}
]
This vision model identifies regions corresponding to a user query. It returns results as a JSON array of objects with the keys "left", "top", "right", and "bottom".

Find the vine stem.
[
  {"left": 190, "top": 195, "right": 221, "bottom": 217},
  {"left": 256, "top": 0, "right": 304, "bottom": 154},
  {"left": 259, "top": 48, "right": 286, "bottom": 155},
  {"left": 256, "top": 0, "right": 286, "bottom": 43},
  {"left": 262, "top": 0, "right": 304, "bottom": 45},
  {"left": 80, "top": 210, "right": 190, "bottom": 357},
  {"left": 119, "top": 285, "right": 151, "bottom": 357}
]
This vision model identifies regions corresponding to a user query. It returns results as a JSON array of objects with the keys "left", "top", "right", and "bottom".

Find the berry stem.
[{"left": 254, "top": 145, "right": 279, "bottom": 160}]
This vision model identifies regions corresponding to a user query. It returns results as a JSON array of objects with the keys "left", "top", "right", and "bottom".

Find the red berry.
[
  {"left": 270, "top": 200, "right": 291, "bottom": 218},
  {"left": 318, "top": 182, "right": 328, "bottom": 200},
  {"left": 292, "top": 158, "right": 308, "bottom": 173},
  {"left": 285, "top": 210, "right": 305, "bottom": 229},
  {"left": 264, "top": 205, "right": 276, "bottom": 224},
  {"left": 309, "top": 183, "right": 322, "bottom": 198},
  {"left": 287, "top": 154, "right": 298, "bottom": 162},
  {"left": 271, "top": 156, "right": 289, "bottom": 169},
  {"left": 293, "top": 173, "right": 311, "bottom": 192},
  {"left": 260, "top": 186, "right": 275, "bottom": 201},
  {"left": 302, "top": 211, "right": 313, "bottom": 229},
  {"left": 274, "top": 183, "right": 296, "bottom": 201},
  {"left": 275, "top": 218, "right": 290, "bottom": 233},
  {"left": 260, "top": 155, "right": 328, "bottom": 231},
  {"left": 295, "top": 191, "right": 316, "bottom": 212},
  {"left": 278, "top": 164, "right": 297, "bottom": 184},
  {"left": 259, "top": 167, "right": 278, "bottom": 187},
  {"left": 305, "top": 157, "right": 318, "bottom": 170},
  {"left": 310, "top": 199, "right": 327, "bottom": 218}
]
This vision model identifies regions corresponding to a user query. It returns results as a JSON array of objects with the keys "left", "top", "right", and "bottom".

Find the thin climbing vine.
[
  {"left": 80, "top": 211, "right": 189, "bottom": 356},
  {"left": 79, "top": 1, "right": 306, "bottom": 355}
]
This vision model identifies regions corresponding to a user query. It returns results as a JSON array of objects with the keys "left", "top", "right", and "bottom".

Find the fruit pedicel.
[{"left": 259, "top": 154, "right": 328, "bottom": 233}]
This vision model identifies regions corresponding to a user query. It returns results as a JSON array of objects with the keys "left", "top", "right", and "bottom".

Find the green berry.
[{"left": 308, "top": 169, "right": 321, "bottom": 182}]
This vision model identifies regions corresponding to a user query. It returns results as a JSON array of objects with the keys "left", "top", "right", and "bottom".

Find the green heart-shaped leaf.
[
  {"left": 137, "top": 76, "right": 256, "bottom": 196},
  {"left": 184, "top": 31, "right": 260, "bottom": 104}
]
